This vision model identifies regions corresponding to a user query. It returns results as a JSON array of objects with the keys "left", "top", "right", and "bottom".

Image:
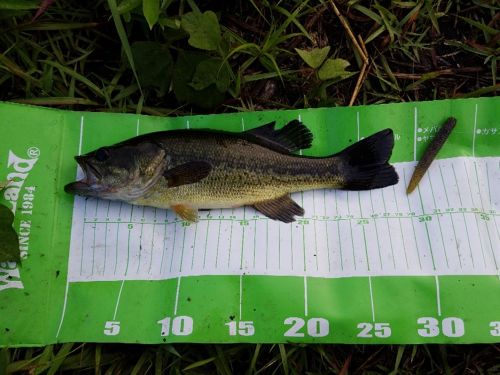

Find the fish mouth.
[{"left": 64, "top": 156, "right": 105, "bottom": 196}]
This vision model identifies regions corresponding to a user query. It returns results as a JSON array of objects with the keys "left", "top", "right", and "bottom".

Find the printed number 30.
[
  {"left": 417, "top": 317, "right": 464, "bottom": 337},
  {"left": 490, "top": 321, "right": 500, "bottom": 336}
]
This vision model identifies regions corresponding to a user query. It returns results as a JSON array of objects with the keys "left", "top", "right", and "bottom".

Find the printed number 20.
[{"left": 284, "top": 317, "right": 329, "bottom": 337}]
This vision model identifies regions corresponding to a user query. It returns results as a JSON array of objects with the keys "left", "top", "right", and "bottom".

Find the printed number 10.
[{"left": 157, "top": 316, "right": 193, "bottom": 336}]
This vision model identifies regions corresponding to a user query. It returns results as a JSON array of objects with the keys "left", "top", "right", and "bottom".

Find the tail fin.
[{"left": 335, "top": 129, "right": 399, "bottom": 190}]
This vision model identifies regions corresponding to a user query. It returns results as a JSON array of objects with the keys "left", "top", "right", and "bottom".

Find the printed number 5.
[{"left": 104, "top": 321, "right": 120, "bottom": 336}]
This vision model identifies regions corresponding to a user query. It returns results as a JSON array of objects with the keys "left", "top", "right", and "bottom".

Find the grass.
[
  {"left": 0, "top": 0, "right": 499, "bottom": 373},
  {"left": 3, "top": 343, "right": 500, "bottom": 373},
  {"left": 0, "top": 0, "right": 497, "bottom": 111}
]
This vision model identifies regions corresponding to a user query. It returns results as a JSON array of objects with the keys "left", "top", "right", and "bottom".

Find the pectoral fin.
[
  {"left": 171, "top": 204, "right": 199, "bottom": 222},
  {"left": 253, "top": 195, "right": 305, "bottom": 223},
  {"left": 164, "top": 161, "right": 212, "bottom": 188}
]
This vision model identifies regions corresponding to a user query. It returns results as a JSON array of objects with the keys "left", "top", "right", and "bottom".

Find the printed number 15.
[{"left": 225, "top": 321, "right": 255, "bottom": 336}]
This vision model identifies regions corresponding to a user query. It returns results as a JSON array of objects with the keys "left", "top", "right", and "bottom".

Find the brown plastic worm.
[{"left": 407, "top": 117, "right": 457, "bottom": 194}]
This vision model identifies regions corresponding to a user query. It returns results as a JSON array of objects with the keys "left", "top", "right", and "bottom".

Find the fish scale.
[{"left": 133, "top": 133, "right": 342, "bottom": 209}]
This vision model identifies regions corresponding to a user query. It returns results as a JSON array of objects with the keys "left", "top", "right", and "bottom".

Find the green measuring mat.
[{"left": 0, "top": 98, "right": 498, "bottom": 346}]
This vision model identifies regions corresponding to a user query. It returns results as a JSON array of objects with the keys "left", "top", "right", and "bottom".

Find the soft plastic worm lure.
[{"left": 407, "top": 117, "right": 457, "bottom": 194}]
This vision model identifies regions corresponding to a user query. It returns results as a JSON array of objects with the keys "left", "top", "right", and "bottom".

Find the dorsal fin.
[{"left": 244, "top": 120, "right": 313, "bottom": 154}]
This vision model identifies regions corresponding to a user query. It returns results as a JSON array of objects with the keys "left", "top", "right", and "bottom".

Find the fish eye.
[{"left": 95, "top": 148, "right": 110, "bottom": 162}]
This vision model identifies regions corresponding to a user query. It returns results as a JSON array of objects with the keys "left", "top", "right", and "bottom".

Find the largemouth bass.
[{"left": 65, "top": 120, "right": 398, "bottom": 222}]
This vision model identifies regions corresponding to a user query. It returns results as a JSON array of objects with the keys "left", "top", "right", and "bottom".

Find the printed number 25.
[{"left": 357, "top": 322, "right": 391, "bottom": 338}]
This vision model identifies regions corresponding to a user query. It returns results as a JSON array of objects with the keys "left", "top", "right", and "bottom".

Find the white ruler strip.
[{"left": 68, "top": 157, "right": 500, "bottom": 282}]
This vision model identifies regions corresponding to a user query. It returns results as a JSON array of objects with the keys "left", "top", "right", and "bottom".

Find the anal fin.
[
  {"left": 253, "top": 195, "right": 304, "bottom": 223},
  {"left": 171, "top": 204, "right": 199, "bottom": 222}
]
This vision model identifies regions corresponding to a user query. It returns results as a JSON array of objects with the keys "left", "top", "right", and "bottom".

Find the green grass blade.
[
  {"left": 42, "top": 60, "right": 105, "bottom": 98},
  {"left": 11, "top": 97, "right": 98, "bottom": 105},
  {"left": 389, "top": 345, "right": 405, "bottom": 375},
  {"left": 47, "top": 343, "right": 74, "bottom": 375},
  {"left": 0, "top": 0, "right": 39, "bottom": 10},
  {"left": 352, "top": 4, "right": 382, "bottom": 23},
  {"left": 185, "top": 0, "right": 200, "bottom": 13},
  {"left": 0, "top": 53, "right": 40, "bottom": 86},
  {"left": 274, "top": 5, "right": 312, "bottom": 41},
  {"left": 182, "top": 356, "right": 216, "bottom": 371},
  {"left": 459, "top": 16, "right": 499, "bottom": 36},
  {"left": 249, "top": 0, "right": 268, "bottom": 23},
  {"left": 424, "top": 0, "right": 440, "bottom": 33},
  {"left": 17, "top": 21, "right": 99, "bottom": 31},
  {"left": 107, "top": 0, "right": 142, "bottom": 94},
  {"left": 278, "top": 344, "right": 288, "bottom": 375},
  {"left": 246, "top": 344, "right": 261, "bottom": 375},
  {"left": 214, "top": 345, "right": 232, "bottom": 375}
]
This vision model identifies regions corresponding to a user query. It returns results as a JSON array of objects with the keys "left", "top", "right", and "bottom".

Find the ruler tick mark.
[
  {"left": 304, "top": 275, "right": 308, "bottom": 317},
  {"left": 174, "top": 276, "right": 181, "bottom": 315},
  {"left": 113, "top": 280, "right": 125, "bottom": 320},
  {"left": 239, "top": 274, "right": 243, "bottom": 320},
  {"left": 435, "top": 276, "right": 441, "bottom": 317},
  {"left": 413, "top": 107, "right": 418, "bottom": 161},
  {"left": 368, "top": 276, "right": 375, "bottom": 322}
]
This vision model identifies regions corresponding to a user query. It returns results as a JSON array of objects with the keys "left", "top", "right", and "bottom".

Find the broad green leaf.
[
  {"left": 143, "top": 0, "right": 160, "bottom": 29},
  {"left": 190, "top": 58, "right": 230, "bottom": 92},
  {"left": 173, "top": 51, "right": 225, "bottom": 108},
  {"left": 295, "top": 47, "right": 330, "bottom": 69},
  {"left": 131, "top": 41, "right": 173, "bottom": 95},
  {"left": 0, "top": 181, "right": 8, "bottom": 190},
  {"left": 181, "top": 11, "right": 221, "bottom": 51},
  {"left": 116, "top": 0, "right": 141, "bottom": 14},
  {"left": 158, "top": 16, "right": 180, "bottom": 29},
  {"left": 318, "top": 58, "right": 352, "bottom": 81},
  {"left": 0, "top": 204, "right": 19, "bottom": 263}
]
